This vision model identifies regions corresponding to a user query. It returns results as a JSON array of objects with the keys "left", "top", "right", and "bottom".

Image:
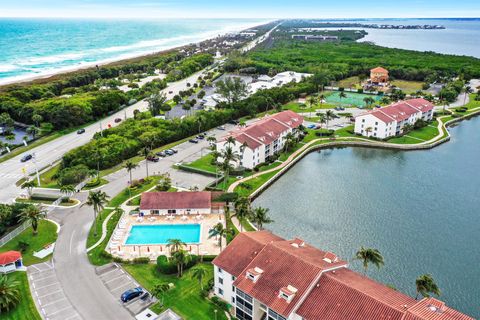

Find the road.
[
  {"left": 44, "top": 123, "right": 235, "bottom": 319},
  {"left": 0, "top": 69, "right": 209, "bottom": 203}
]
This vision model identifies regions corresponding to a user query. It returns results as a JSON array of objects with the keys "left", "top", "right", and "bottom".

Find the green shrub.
[
  {"left": 156, "top": 254, "right": 199, "bottom": 274},
  {"left": 100, "top": 251, "right": 113, "bottom": 260},
  {"left": 315, "top": 129, "right": 335, "bottom": 136},
  {"left": 57, "top": 164, "right": 91, "bottom": 185},
  {"left": 132, "top": 257, "right": 150, "bottom": 264}
]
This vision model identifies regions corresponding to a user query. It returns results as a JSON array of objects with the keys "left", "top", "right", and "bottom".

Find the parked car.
[
  {"left": 217, "top": 125, "right": 226, "bottom": 130},
  {"left": 168, "top": 149, "right": 178, "bottom": 154},
  {"left": 77, "top": 128, "right": 86, "bottom": 134},
  {"left": 156, "top": 151, "right": 167, "bottom": 157},
  {"left": 307, "top": 124, "right": 316, "bottom": 129},
  {"left": 147, "top": 155, "right": 160, "bottom": 162},
  {"left": 121, "top": 287, "right": 144, "bottom": 303},
  {"left": 189, "top": 139, "right": 199, "bottom": 144},
  {"left": 20, "top": 154, "right": 32, "bottom": 162},
  {"left": 196, "top": 135, "right": 205, "bottom": 140},
  {"left": 114, "top": 118, "right": 122, "bottom": 123},
  {"left": 168, "top": 91, "right": 173, "bottom": 94},
  {"left": 228, "top": 119, "right": 240, "bottom": 125},
  {"left": 165, "top": 149, "right": 174, "bottom": 156}
]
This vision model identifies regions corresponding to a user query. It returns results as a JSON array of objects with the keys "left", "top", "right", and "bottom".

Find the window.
[
  {"left": 236, "top": 289, "right": 253, "bottom": 320},
  {"left": 167, "top": 209, "right": 176, "bottom": 214},
  {"left": 232, "top": 275, "right": 236, "bottom": 281},
  {"left": 218, "top": 277, "right": 223, "bottom": 285},
  {"left": 268, "top": 309, "right": 287, "bottom": 320},
  {"left": 218, "top": 267, "right": 223, "bottom": 273},
  {"left": 232, "top": 297, "right": 235, "bottom": 304},
  {"left": 232, "top": 285, "right": 235, "bottom": 292},
  {"left": 362, "top": 119, "right": 365, "bottom": 123},
  {"left": 375, "top": 121, "right": 378, "bottom": 125},
  {"left": 218, "top": 288, "right": 224, "bottom": 296}
]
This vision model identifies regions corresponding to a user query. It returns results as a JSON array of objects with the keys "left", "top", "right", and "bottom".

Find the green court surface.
[{"left": 325, "top": 91, "right": 381, "bottom": 107}]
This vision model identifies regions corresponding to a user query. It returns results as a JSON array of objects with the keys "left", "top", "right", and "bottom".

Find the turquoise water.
[
  {"left": 125, "top": 224, "right": 201, "bottom": 245},
  {"left": 325, "top": 91, "right": 380, "bottom": 107},
  {"left": 0, "top": 18, "right": 267, "bottom": 84},
  {"left": 253, "top": 116, "right": 480, "bottom": 317}
]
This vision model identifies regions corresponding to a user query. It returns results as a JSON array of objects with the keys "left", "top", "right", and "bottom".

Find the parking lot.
[
  {"left": 96, "top": 263, "right": 155, "bottom": 316},
  {"left": 27, "top": 261, "right": 81, "bottom": 320}
]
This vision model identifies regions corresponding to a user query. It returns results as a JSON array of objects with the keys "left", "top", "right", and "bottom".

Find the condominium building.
[
  {"left": 354, "top": 98, "right": 435, "bottom": 139},
  {"left": 216, "top": 111, "right": 303, "bottom": 169},
  {"left": 212, "top": 231, "right": 473, "bottom": 320}
]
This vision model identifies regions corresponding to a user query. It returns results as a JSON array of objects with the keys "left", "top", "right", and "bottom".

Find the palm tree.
[
  {"left": 124, "top": 161, "right": 138, "bottom": 186},
  {"left": 463, "top": 86, "right": 473, "bottom": 105},
  {"left": 26, "top": 125, "right": 40, "bottom": 140},
  {"left": 60, "top": 184, "right": 75, "bottom": 199},
  {"left": 82, "top": 190, "right": 109, "bottom": 236},
  {"left": 219, "top": 146, "right": 240, "bottom": 189},
  {"left": 363, "top": 97, "right": 375, "bottom": 108},
  {"left": 284, "top": 132, "right": 296, "bottom": 152},
  {"left": 21, "top": 180, "right": 36, "bottom": 198},
  {"left": 354, "top": 247, "right": 384, "bottom": 274},
  {"left": 208, "top": 223, "right": 233, "bottom": 251},
  {"left": 415, "top": 274, "right": 441, "bottom": 300},
  {"left": 19, "top": 205, "right": 46, "bottom": 235},
  {"left": 0, "top": 275, "right": 21, "bottom": 313},
  {"left": 226, "top": 136, "right": 236, "bottom": 146},
  {"left": 138, "top": 147, "right": 152, "bottom": 178},
  {"left": 152, "top": 283, "right": 170, "bottom": 305},
  {"left": 167, "top": 239, "right": 185, "bottom": 255},
  {"left": 365, "top": 127, "right": 373, "bottom": 137},
  {"left": 171, "top": 249, "right": 191, "bottom": 277},
  {"left": 234, "top": 197, "right": 251, "bottom": 232},
  {"left": 307, "top": 96, "right": 317, "bottom": 118},
  {"left": 191, "top": 266, "right": 207, "bottom": 290},
  {"left": 250, "top": 207, "right": 273, "bottom": 230},
  {"left": 325, "top": 110, "right": 335, "bottom": 129},
  {"left": 318, "top": 94, "right": 325, "bottom": 108},
  {"left": 338, "top": 91, "right": 347, "bottom": 105}
]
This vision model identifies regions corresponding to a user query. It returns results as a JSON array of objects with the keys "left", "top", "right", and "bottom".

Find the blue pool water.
[{"left": 125, "top": 224, "right": 201, "bottom": 245}]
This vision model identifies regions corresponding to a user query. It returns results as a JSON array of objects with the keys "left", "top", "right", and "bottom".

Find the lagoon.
[{"left": 253, "top": 116, "right": 480, "bottom": 317}]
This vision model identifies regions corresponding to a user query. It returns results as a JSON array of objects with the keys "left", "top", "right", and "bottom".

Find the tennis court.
[{"left": 325, "top": 91, "right": 381, "bottom": 107}]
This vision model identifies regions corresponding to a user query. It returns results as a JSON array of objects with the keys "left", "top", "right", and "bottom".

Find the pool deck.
[{"left": 107, "top": 213, "right": 225, "bottom": 260}]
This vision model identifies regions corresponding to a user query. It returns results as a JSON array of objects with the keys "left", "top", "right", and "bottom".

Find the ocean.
[{"left": 0, "top": 18, "right": 269, "bottom": 84}]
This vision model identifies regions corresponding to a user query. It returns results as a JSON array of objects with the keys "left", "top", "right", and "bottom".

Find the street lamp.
[
  {"left": 31, "top": 153, "right": 40, "bottom": 186},
  {"left": 214, "top": 309, "right": 218, "bottom": 320}
]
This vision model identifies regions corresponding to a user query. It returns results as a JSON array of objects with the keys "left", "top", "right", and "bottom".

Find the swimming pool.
[{"left": 125, "top": 224, "right": 201, "bottom": 245}]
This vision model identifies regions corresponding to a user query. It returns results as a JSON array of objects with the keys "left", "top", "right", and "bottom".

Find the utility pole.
[{"left": 32, "top": 153, "right": 40, "bottom": 186}]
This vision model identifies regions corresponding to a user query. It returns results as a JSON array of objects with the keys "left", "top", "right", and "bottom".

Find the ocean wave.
[
  {"left": 0, "top": 64, "right": 20, "bottom": 73},
  {"left": 17, "top": 52, "right": 86, "bottom": 66}
]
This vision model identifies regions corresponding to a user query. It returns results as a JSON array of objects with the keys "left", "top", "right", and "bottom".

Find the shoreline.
[{"left": 0, "top": 19, "right": 274, "bottom": 88}]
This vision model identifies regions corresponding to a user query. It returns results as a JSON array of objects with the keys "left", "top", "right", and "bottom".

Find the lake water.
[
  {"left": 253, "top": 116, "right": 480, "bottom": 317},
  {"left": 0, "top": 18, "right": 268, "bottom": 84},
  {"left": 324, "top": 18, "right": 480, "bottom": 58}
]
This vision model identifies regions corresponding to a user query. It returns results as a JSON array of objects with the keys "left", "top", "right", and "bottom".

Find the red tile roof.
[
  {"left": 140, "top": 191, "right": 212, "bottom": 210},
  {"left": 212, "top": 231, "right": 284, "bottom": 277},
  {"left": 297, "top": 268, "right": 415, "bottom": 320},
  {"left": 403, "top": 298, "right": 474, "bottom": 320},
  {"left": 224, "top": 111, "right": 303, "bottom": 150},
  {"left": 371, "top": 66, "right": 389, "bottom": 73},
  {"left": 357, "top": 98, "right": 434, "bottom": 124},
  {"left": 0, "top": 251, "right": 22, "bottom": 265},
  {"left": 216, "top": 231, "right": 474, "bottom": 320},
  {"left": 233, "top": 239, "right": 347, "bottom": 318}
]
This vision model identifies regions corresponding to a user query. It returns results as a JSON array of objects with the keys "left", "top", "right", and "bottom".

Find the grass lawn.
[
  {"left": 15, "top": 198, "right": 78, "bottom": 207},
  {"left": 108, "top": 177, "right": 158, "bottom": 208},
  {"left": 36, "top": 163, "right": 61, "bottom": 188},
  {"left": 283, "top": 101, "right": 337, "bottom": 114},
  {"left": 123, "top": 263, "right": 228, "bottom": 320},
  {"left": 338, "top": 76, "right": 362, "bottom": 89},
  {"left": 391, "top": 80, "right": 424, "bottom": 94},
  {"left": 87, "top": 209, "right": 121, "bottom": 266},
  {"left": 235, "top": 169, "right": 280, "bottom": 197},
  {"left": 0, "top": 220, "right": 57, "bottom": 266},
  {"left": 183, "top": 153, "right": 216, "bottom": 173},
  {"left": 0, "top": 272, "right": 42, "bottom": 320}
]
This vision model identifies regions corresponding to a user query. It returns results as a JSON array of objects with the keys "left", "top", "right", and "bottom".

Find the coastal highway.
[{"left": 0, "top": 69, "right": 207, "bottom": 203}]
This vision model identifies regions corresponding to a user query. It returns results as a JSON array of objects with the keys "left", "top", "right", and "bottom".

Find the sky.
[{"left": 0, "top": 0, "right": 479, "bottom": 19}]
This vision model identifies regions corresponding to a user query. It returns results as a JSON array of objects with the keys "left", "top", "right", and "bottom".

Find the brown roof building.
[
  {"left": 212, "top": 231, "right": 474, "bottom": 320},
  {"left": 139, "top": 191, "right": 225, "bottom": 215},
  {"left": 370, "top": 66, "right": 389, "bottom": 83}
]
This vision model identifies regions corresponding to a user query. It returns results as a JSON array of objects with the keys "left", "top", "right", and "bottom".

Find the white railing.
[{"left": 0, "top": 221, "right": 31, "bottom": 246}]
